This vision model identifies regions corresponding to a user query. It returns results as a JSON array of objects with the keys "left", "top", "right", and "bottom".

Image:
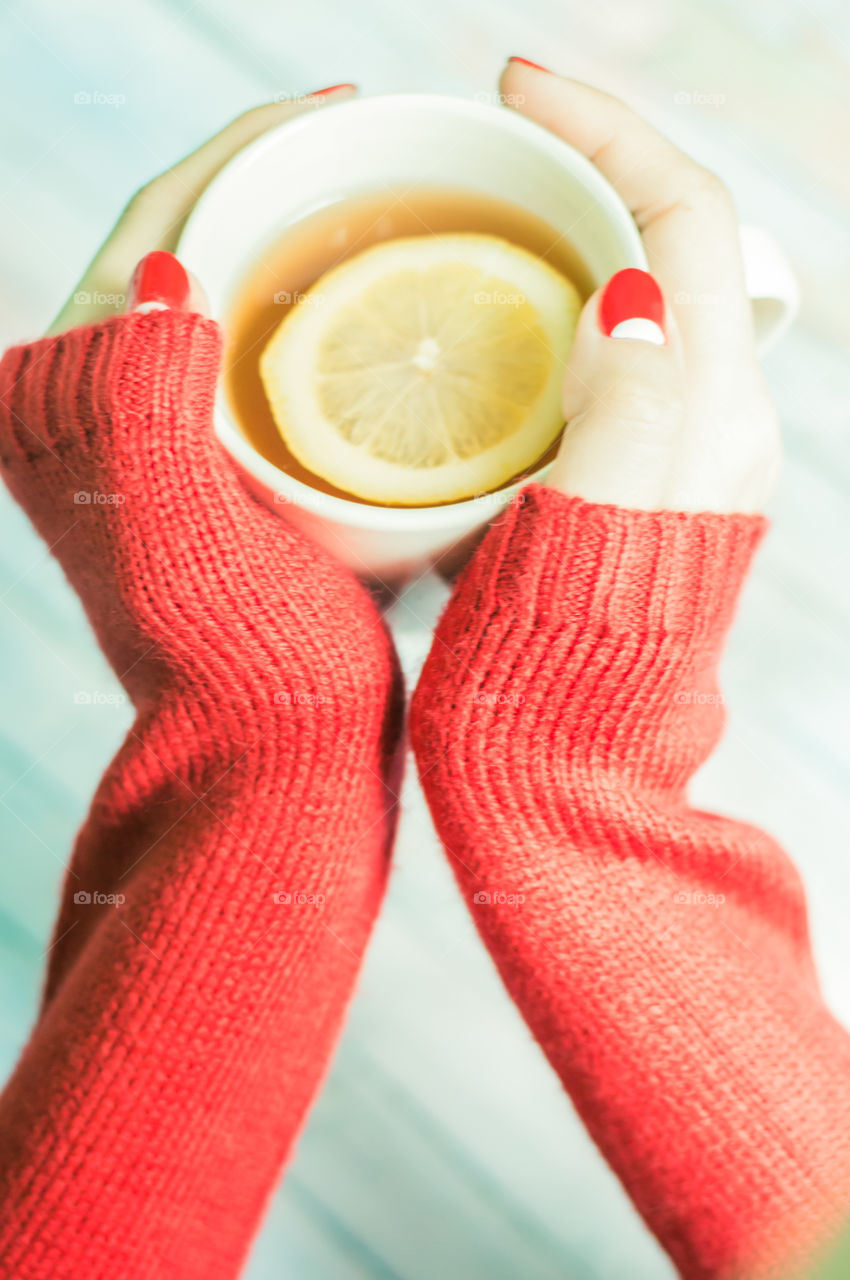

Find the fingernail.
[
  {"left": 598, "top": 269, "right": 666, "bottom": 345},
  {"left": 308, "top": 83, "right": 357, "bottom": 98},
  {"left": 508, "top": 56, "right": 551, "bottom": 73},
  {"left": 128, "top": 251, "right": 191, "bottom": 313}
]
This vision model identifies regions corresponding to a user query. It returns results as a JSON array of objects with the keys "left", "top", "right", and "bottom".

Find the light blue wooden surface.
[{"left": 1, "top": 1, "right": 849, "bottom": 1276}]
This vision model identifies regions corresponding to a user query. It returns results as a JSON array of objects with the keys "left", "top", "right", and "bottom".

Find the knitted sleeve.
[
  {"left": 0, "top": 312, "right": 402, "bottom": 1280},
  {"left": 410, "top": 483, "right": 850, "bottom": 1280}
]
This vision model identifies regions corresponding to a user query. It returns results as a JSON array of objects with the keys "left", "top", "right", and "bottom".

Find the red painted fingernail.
[
  {"left": 598, "top": 268, "right": 666, "bottom": 345},
  {"left": 508, "top": 56, "right": 551, "bottom": 73},
  {"left": 128, "top": 251, "right": 191, "bottom": 313},
  {"left": 309, "top": 83, "right": 357, "bottom": 97}
]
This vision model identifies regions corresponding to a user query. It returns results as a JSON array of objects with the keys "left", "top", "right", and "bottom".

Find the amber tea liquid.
[{"left": 224, "top": 186, "right": 594, "bottom": 506}]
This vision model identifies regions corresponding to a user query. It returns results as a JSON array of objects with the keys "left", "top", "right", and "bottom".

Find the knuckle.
[
  {"left": 235, "top": 102, "right": 283, "bottom": 128},
  {"left": 124, "top": 172, "right": 177, "bottom": 220},
  {"left": 594, "top": 86, "right": 632, "bottom": 116},
  {"left": 602, "top": 381, "right": 684, "bottom": 438},
  {"left": 740, "top": 424, "right": 782, "bottom": 490},
  {"left": 683, "top": 165, "right": 733, "bottom": 210}
]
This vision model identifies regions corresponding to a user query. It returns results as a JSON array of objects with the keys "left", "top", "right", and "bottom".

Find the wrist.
[
  {"left": 412, "top": 484, "right": 766, "bottom": 787},
  {"left": 470, "top": 485, "right": 766, "bottom": 642},
  {"left": 1, "top": 313, "right": 399, "bottom": 772}
]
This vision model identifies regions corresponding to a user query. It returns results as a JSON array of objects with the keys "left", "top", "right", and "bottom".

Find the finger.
[
  {"left": 124, "top": 87, "right": 358, "bottom": 254},
  {"left": 48, "top": 85, "right": 357, "bottom": 335},
  {"left": 167, "top": 89, "right": 355, "bottom": 201},
  {"left": 546, "top": 269, "right": 688, "bottom": 510},
  {"left": 498, "top": 62, "right": 754, "bottom": 367},
  {"left": 125, "top": 250, "right": 209, "bottom": 318}
]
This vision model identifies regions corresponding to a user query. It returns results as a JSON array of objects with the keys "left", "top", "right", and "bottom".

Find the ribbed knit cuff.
[
  {"left": 0, "top": 312, "right": 395, "bottom": 742},
  {"left": 412, "top": 483, "right": 768, "bottom": 780},
  {"left": 469, "top": 484, "right": 767, "bottom": 642},
  {"left": 0, "top": 311, "right": 222, "bottom": 471}
]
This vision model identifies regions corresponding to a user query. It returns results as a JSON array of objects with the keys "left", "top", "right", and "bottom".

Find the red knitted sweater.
[
  {"left": 0, "top": 313, "right": 403, "bottom": 1278},
  {"left": 0, "top": 314, "right": 848, "bottom": 1279},
  {"left": 411, "top": 487, "right": 850, "bottom": 1279}
]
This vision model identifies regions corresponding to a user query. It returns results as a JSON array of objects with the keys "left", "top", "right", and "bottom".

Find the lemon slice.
[{"left": 259, "top": 233, "right": 582, "bottom": 505}]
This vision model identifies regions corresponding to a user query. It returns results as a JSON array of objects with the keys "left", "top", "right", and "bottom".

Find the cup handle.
[{"left": 739, "top": 223, "right": 799, "bottom": 354}]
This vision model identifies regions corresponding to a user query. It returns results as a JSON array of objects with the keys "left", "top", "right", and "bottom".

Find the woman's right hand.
[
  {"left": 47, "top": 86, "right": 356, "bottom": 335},
  {"left": 0, "top": 92, "right": 405, "bottom": 1280},
  {"left": 2, "top": 85, "right": 396, "bottom": 710},
  {"left": 0, "top": 88, "right": 402, "bottom": 997}
]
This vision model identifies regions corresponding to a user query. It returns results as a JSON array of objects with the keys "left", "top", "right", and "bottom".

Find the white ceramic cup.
[{"left": 178, "top": 93, "right": 798, "bottom": 576}]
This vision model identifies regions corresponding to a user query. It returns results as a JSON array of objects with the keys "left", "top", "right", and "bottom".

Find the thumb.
[
  {"left": 126, "top": 250, "right": 210, "bottom": 318},
  {"left": 546, "top": 269, "right": 686, "bottom": 510}
]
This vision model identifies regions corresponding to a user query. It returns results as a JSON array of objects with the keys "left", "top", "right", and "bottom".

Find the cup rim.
[{"left": 180, "top": 91, "right": 648, "bottom": 532}]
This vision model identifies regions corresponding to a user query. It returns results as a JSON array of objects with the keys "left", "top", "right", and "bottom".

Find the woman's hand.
[
  {"left": 0, "top": 84, "right": 401, "bottom": 1013},
  {"left": 501, "top": 61, "right": 781, "bottom": 514},
  {"left": 409, "top": 69, "right": 850, "bottom": 1279},
  {"left": 0, "top": 88, "right": 406, "bottom": 1280},
  {"left": 47, "top": 85, "right": 356, "bottom": 335}
]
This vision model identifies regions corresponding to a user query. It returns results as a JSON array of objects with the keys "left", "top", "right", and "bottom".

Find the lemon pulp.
[{"left": 259, "top": 233, "right": 582, "bottom": 505}]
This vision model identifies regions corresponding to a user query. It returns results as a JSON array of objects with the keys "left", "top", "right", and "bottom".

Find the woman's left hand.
[{"left": 501, "top": 60, "right": 781, "bottom": 515}]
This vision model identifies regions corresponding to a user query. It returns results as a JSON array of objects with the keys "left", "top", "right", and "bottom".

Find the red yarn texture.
[
  {"left": 0, "top": 312, "right": 403, "bottom": 1279},
  {"left": 2, "top": 309, "right": 850, "bottom": 1280},
  {"left": 410, "top": 486, "right": 850, "bottom": 1280}
]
